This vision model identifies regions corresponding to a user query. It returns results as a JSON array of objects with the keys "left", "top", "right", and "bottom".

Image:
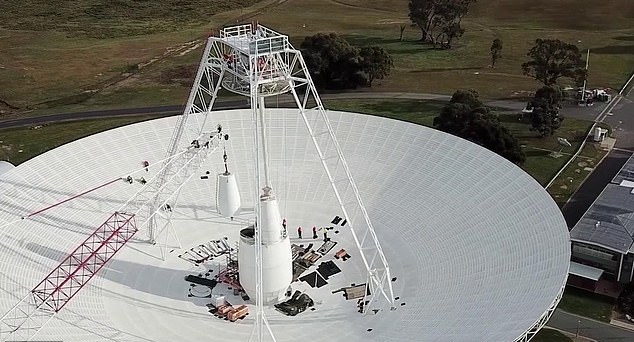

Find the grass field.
[
  {"left": 326, "top": 98, "right": 594, "bottom": 185},
  {"left": 558, "top": 286, "right": 615, "bottom": 322},
  {"left": 2, "top": 98, "right": 593, "bottom": 193},
  {"left": 0, "top": 0, "right": 259, "bottom": 38},
  {"left": 547, "top": 140, "right": 609, "bottom": 207},
  {"left": 0, "top": 114, "right": 169, "bottom": 165},
  {"left": 532, "top": 328, "right": 572, "bottom": 342},
  {"left": 1, "top": 0, "right": 633, "bottom": 117}
]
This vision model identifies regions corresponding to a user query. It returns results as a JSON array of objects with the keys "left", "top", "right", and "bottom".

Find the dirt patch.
[
  {"left": 97, "top": 40, "right": 202, "bottom": 94},
  {"left": 377, "top": 18, "right": 409, "bottom": 25},
  {"left": 157, "top": 65, "right": 198, "bottom": 87},
  {"left": 0, "top": 99, "right": 20, "bottom": 118}
]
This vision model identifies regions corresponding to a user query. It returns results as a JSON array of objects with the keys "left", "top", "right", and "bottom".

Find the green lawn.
[
  {"left": 532, "top": 328, "right": 572, "bottom": 342},
  {"left": 0, "top": 115, "right": 168, "bottom": 165},
  {"left": 500, "top": 113, "right": 595, "bottom": 185},
  {"left": 325, "top": 98, "right": 445, "bottom": 127},
  {"left": 327, "top": 99, "right": 594, "bottom": 186},
  {"left": 548, "top": 141, "right": 609, "bottom": 207},
  {"left": 558, "top": 286, "right": 615, "bottom": 323}
]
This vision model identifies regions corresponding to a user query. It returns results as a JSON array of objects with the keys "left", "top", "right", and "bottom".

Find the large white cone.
[
  {"left": 217, "top": 172, "right": 241, "bottom": 217},
  {"left": 238, "top": 187, "right": 292, "bottom": 304}
]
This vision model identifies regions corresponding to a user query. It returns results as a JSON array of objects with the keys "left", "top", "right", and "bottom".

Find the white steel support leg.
[
  {"left": 0, "top": 293, "right": 55, "bottom": 342},
  {"left": 148, "top": 37, "right": 226, "bottom": 243},
  {"left": 120, "top": 133, "right": 223, "bottom": 258},
  {"left": 249, "top": 84, "right": 277, "bottom": 342},
  {"left": 287, "top": 56, "right": 395, "bottom": 310}
]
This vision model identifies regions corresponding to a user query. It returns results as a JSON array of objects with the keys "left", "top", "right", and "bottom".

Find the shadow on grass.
[
  {"left": 388, "top": 48, "right": 435, "bottom": 55},
  {"left": 525, "top": 149, "right": 551, "bottom": 157},
  {"left": 410, "top": 66, "right": 482, "bottom": 73},
  {"left": 613, "top": 35, "right": 634, "bottom": 41},
  {"left": 325, "top": 99, "right": 444, "bottom": 127},
  {"left": 342, "top": 35, "right": 445, "bottom": 55},
  {"left": 591, "top": 44, "right": 634, "bottom": 55},
  {"left": 497, "top": 113, "right": 525, "bottom": 124},
  {"left": 343, "top": 35, "right": 419, "bottom": 46},
  {"left": 531, "top": 329, "right": 571, "bottom": 342}
]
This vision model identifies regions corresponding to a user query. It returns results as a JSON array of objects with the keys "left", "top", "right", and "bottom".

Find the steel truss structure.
[
  {"left": 0, "top": 23, "right": 396, "bottom": 342},
  {"left": 147, "top": 38, "right": 226, "bottom": 244},
  {"left": 514, "top": 280, "right": 567, "bottom": 342},
  {"left": 0, "top": 212, "right": 136, "bottom": 341},
  {"left": 124, "top": 132, "right": 224, "bottom": 260},
  {"left": 0, "top": 130, "right": 223, "bottom": 341},
  {"left": 202, "top": 23, "right": 397, "bottom": 341}
]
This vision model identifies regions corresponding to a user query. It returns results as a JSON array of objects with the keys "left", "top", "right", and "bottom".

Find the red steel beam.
[
  {"left": 28, "top": 178, "right": 122, "bottom": 218},
  {"left": 30, "top": 211, "right": 137, "bottom": 312}
]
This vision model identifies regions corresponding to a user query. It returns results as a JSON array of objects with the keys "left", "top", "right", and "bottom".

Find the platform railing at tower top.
[
  {"left": 220, "top": 24, "right": 253, "bottom": 38},
  {"left": 249, "top": 36, "right": 288, "bottom": 55}
]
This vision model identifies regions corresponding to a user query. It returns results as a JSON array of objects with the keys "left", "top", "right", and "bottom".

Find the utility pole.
[{"left": 581, "top": 48, "right": 590, "bottom": 103}]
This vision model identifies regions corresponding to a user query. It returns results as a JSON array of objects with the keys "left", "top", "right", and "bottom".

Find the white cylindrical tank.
[
  {"left": 238, "top": 187, "right": 292, "bottom": 304},
  {"left": 217, "top": 172, "right": 241, "bottom": 217}
]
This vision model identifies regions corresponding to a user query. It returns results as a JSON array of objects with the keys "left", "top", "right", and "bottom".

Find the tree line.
[
  {"left": 297, "top": 1, "right": 588, "bottom": 165},
  {"left": 300, "top": 33, "right": 394, "bottom": 90},
  {"left": 408, "top": 0, "right": 477, "bottom": 49}
]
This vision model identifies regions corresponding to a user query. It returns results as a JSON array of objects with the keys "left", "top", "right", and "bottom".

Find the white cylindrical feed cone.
[
  {"left": 217, "top": 172, "right": 241, "bottom": 217},
  {"left": 238, "top": 188, "right": 292, "bottom": 304}
]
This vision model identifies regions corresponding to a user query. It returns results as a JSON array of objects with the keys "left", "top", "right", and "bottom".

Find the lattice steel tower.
[
  {"left": 201, "top": 23, "right": 396, "bottom": 341},
  {"left": 0, "top": 23, "right": 395, "bottom": 342}
]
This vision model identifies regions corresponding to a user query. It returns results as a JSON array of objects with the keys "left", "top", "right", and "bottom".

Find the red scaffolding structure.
[{"left": 31, "top": 211, "right": 137, "bottom": 312}]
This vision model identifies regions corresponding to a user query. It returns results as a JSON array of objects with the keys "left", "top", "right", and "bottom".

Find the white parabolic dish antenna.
[
  {"left": 0, "top": 24, "right": 570, "bottom": 342},
  {"left": 0, "top": 110, "right": 570, "bottom": 342}
]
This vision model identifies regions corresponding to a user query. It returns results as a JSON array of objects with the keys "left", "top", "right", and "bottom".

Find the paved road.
[
  {"left": 540, "top": 86, "right": 634, "bottom": 339},
  {"left": 0, "top": 92, "right": 526, "bottom": 129},
  {"left": 561, "top": 149, "right": 632, "bottom": 228},
  {"left": 549, "top": 310, "right": 634, "bottom": 341},
  {"left": 0, "top": 102, "right": 233, "bottom": 129},
  {"left": 603, "top": 91, "right": 634, "bottom": 151},
  {"left": 560, "top": 87, "right": 634, "bottom": 228}
]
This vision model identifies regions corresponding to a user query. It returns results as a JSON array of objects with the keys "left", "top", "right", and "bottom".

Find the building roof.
[
  {"left": 570, "top": 184, "right": 634, "bottom": 253},
  {"left": 613, "top": 154, "right": 634, "bottom": 185},
  {"left": 569, "top": 261, "right": 604, "bottom": 281}
]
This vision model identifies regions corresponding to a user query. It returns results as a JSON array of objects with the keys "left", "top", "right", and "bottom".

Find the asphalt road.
[
  {"left": 549, "top": 310, "right": 634, "bottom": 341},
  {"left": 604, "top": 91, "right": 634, "bottom": 151},
  {"left": 0, "top": 92, "right": 526, "bottom": 130},
  {"left": 561, "top": 87, "right": 634, "bottom": 228},
  {"left": 561, "top": 149, "right": 632, "bottom": 228},
  {"left": 0, "top": 101, "right": 241, "bottom": 129}
]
